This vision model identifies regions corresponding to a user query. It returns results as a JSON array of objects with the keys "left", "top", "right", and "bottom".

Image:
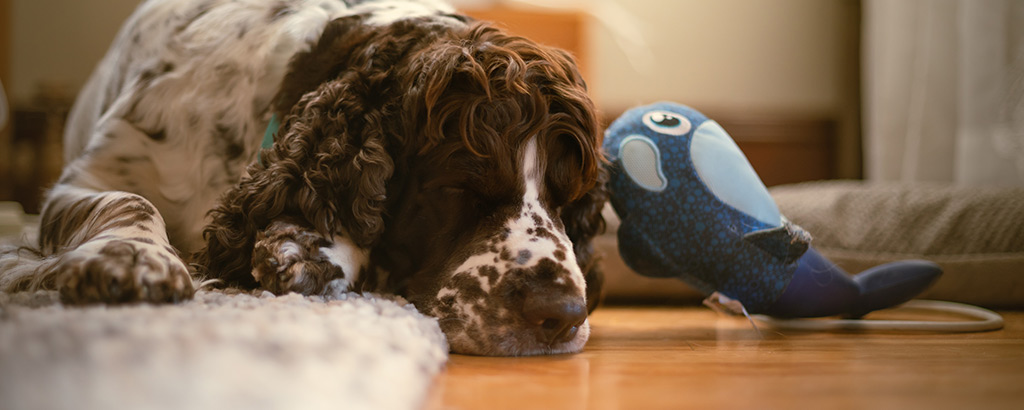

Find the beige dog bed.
[{"left": 772, "top": 180, "right": 1024, "bottom": 308}]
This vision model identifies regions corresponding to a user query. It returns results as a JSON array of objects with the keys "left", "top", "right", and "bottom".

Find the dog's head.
[
  {"left": 208, "top": 16, "right": 606, "bottom": 356},
  {"left": 380, "top": 20, "right": 606, "bottom": 356}
]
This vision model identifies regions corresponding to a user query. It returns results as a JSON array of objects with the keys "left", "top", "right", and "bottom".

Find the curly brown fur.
[{"left": 195, "top": 15, "right": 606, "bottom": 355}]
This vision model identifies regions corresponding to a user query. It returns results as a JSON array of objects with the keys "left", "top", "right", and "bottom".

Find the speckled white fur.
[
  {"left": 434, "top": 137, "right": 589, "bottom": 355},
  {"left": 60, "top": 0, "right": 458, "bottom": 255}
]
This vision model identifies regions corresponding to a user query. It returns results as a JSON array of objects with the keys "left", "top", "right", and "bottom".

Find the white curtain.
[{"left": 864, "top": 0, "right": 1024, "bottom": 186}]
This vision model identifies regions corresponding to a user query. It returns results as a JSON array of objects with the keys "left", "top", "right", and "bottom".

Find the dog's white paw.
[{"left": 251, "top": 222, "right": 350, "bottom": 295}]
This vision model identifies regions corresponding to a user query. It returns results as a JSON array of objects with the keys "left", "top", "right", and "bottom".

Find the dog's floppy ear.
[
  {"left": 561, "top": 167, "right": 609, "bottom": 313},
  {"left": 196, "top": 79, "right": 393, "bottom": 286},
  {"left": 268, "top": 79, "right": 393, "bottom": 246}
]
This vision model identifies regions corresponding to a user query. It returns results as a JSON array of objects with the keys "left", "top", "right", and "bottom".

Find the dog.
[{"left": 0, "top": 0, "right": 607, "bottom": 356}]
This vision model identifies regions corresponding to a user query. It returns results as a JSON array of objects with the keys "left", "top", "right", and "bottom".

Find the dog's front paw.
[
  {"left": 251, "top": 222, "right": 346, "bottom": 295},
  {"left": 57, "top": 238, "right": 195, "bottom": 304}
]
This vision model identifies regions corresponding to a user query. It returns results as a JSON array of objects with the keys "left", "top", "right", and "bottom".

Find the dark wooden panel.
[
  {"left": 603, "top": 111, "right": 837, "bottom": 187},
  {"left": 0, "top": 1, "right": 12, "bottom": 200},
  {"left": 715, "top": 113, "right": 837, "bottom": 186},
  {"left": 7, "top": 107, "right": 67, "bottom": 214},
  {"left": 461, "top": 6, "right": 588, "bottom": 82}
]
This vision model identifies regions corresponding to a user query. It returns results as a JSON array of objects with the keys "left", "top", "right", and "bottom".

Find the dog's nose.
[{"left": 522, "top": 290, "right": 588, "bottom": 345}]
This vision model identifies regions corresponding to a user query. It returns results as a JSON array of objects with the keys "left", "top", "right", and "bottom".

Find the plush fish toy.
[{"left": 604, "top": 102, "right": 942, "bottom": 317}]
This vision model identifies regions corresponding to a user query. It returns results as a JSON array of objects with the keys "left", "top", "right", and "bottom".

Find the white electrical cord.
[{"left": 752, "top": 300, "right": 1005, "bottom": 333}]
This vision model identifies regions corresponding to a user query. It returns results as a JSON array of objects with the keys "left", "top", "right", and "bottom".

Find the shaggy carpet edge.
[{"left": 0, "top": 289, "right": 449, "bottom": 410}]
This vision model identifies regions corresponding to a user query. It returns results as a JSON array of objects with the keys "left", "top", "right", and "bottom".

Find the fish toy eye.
[{"left": 642, "top": 110, "right": 692, "bottom": 136}]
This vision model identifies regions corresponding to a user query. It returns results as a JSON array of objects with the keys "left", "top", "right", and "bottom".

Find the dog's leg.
[
  {"left": 250, "top": 220, "right": 368, "bottom": 296},
  {"left": 34, "top": 185, "right": 194, "bottom": 304}
]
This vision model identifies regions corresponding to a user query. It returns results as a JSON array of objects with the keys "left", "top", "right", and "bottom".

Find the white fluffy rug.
[{"left": 0, "top": 288, "right": 448, "bottom": 410}]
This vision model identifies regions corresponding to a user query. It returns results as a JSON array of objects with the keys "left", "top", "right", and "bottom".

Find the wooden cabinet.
[
  {"left": 465, "top": 6, "right": 837, "bottom": 186},
  {"left": 0, "top": 5, "right": 838, "bottom": 215},
  {"left": 462, "top": 6, "right": 590, "bottom": 84},
  {"left": 715, "top": 113, "right": 837, "bottom": 186},
  {"left": 602, "top": 109, "right": 838, "bottom": 187},
  {"left": 1, "top": 1, "right": 12, "bottom": 202}
]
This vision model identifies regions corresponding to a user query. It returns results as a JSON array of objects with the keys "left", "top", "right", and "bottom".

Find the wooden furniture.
[
  {"left": 468, "top": 6, "right": 838, "bottom": 186},
  {"left": 711, "top": 113, "right": 837, "bottom": 186},
  {"left": 1, "top": 6, "right": 838, "bottom": 214},
  {"left": 602, "top": 109, "right": 838, "bottom": 187},
  {"left": 0, "top": 2, "right": 12, "bottom": 202},
  {"left": 462, "top": 6, "right": 590, "bottom": 82},
  {"left": 7, "top": 106, "right": 68, "bottom": 213}
]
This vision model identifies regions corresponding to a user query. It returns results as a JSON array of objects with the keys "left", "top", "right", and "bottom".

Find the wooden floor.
[{"left": 427, "top": 305, "right": 1024, "bottom": 410}]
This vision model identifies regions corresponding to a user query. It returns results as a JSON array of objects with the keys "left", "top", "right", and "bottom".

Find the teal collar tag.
[{"left": 259, "top": 114, "right": 280, "bottom": 162}]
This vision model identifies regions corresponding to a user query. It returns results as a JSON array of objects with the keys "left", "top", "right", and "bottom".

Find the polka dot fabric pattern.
[{"left": 603, "top": 102, "right": 810, "bottom": 312}]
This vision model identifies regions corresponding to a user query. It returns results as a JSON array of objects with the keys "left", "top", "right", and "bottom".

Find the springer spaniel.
[{"left": 0, "top": 0, "right": 606, "bottom": 356}]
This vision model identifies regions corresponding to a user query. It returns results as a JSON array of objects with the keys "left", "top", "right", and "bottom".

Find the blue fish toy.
[{"left": 604, "top": 102, "right": 942, "bottom": 317}]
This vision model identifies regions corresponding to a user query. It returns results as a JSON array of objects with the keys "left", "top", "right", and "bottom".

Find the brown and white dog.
[{"left": 0, "top": 0, "right": 607, "bottom": 356}]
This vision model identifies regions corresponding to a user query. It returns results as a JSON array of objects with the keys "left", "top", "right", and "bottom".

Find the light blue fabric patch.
[
  {"left": 690, "top": 120, "right": 781, "bottom": 227},
  {"left": 619, "top": 135, "right": 668, "bottom": 192}
]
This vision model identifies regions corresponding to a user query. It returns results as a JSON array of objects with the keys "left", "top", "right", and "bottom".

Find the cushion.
[{"left": 771, "top": 180, "right": 1024, "bottom": 308}]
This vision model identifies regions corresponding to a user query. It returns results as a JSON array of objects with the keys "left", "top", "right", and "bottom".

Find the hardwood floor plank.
[{"left": 428, "top": 306, "right": 1024, "bottom": 409}]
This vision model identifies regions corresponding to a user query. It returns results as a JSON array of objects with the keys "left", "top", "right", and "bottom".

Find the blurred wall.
[
  {"left": 591, "top": 0, "right": 856, "bottom": 110},
  {"left": 9, "top": 0, "right": 139, "bottom": 104},
  {"left": 8, "top": 0, "right": 861, "bottom": 177},
  {"left": 587, "top": 0, "right": 861, "bottom": 178}
]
